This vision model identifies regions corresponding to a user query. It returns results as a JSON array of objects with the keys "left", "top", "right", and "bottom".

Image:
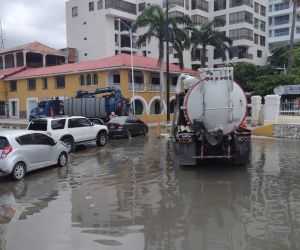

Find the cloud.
[{"left": 0, "top": 0, "right": 68, "bottom": 49}]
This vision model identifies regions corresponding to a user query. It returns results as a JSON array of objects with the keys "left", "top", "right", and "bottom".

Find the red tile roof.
[
  {"left": 0, "top": 67, "right": 26, "bottom": 79},
  {"left": 5, "top": 54, "right": 197, "bottom": 80},
  {"left": 0, "top": 42, "right": 61, "bottom": 55}
]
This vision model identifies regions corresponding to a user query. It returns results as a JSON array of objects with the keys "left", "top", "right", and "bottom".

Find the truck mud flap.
[{"left": 178, "top": 142, "right": 196, "bottom": 166}]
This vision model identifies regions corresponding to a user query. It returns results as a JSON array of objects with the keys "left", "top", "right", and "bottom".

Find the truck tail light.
[{"left": 1, "top": 146, "right": 13, "bottom": 158}]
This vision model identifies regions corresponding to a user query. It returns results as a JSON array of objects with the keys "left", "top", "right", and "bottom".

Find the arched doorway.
[
  {"left": 134, "top": 99, "right": 144, "bottom": 115},
  {"left": 149, "top": 98, "right": 163, "bottom": 114}
]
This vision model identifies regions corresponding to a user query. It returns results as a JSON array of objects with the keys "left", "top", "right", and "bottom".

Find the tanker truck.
[{"left": 174, "top": 67, "right": 251, "bottom": 166}]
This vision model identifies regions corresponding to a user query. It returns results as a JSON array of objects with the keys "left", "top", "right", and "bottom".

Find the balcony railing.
[
  {"left": 150, "top": 84, "right": 160, "bottom": 92},
  {"left": 105, "top": 0, "right": 137, "bottom": 15},
  {"left": 128, "top": 83, "right": 146, "bottom": 92},
  {"left": 238, "top": 53, "right": 253, "bottom": 59}
]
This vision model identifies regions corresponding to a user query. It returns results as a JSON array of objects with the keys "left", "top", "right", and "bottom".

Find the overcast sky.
[{"left": 0, "top": 0, "right": 68, "bottom": 50}]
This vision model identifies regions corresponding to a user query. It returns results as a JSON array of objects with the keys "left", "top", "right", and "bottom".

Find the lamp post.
[
  {"left": 166, "top": 0, "right": 170, "bottom": 123},
  {"left": 118, "top": 19, "right": 135, "bottom": 115}
]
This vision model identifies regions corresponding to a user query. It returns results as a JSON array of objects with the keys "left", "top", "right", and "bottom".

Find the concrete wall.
[{"left": 274, "top": 124, "right": 300, "bottom": 139}]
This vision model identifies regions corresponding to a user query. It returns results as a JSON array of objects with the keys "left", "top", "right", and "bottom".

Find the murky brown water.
[{"left": 0, "top": 129, "right": 300, "bottom": 250}]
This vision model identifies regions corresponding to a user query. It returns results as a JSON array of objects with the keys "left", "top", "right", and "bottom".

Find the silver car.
[{"left": 0, "top": 130, "right": 68, "bottom": 180}]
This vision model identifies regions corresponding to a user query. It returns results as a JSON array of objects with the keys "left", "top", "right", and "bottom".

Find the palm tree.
[
  {"left": 190, "top": 20, "right": 233, "bottom": 67},
  {"left": 133, "top": 5, "right": 190, "bottom": 112},
  {"left": 284, "top": 0, "right": 300, "bottom": 72}
]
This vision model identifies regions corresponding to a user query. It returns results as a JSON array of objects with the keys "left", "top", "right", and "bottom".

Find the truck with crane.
[
  {"left": 29, "top": 86, "right": 131, "bottom": 123},
  {"left": 174, "top": 67, "right": 251, "bottom": 166}
]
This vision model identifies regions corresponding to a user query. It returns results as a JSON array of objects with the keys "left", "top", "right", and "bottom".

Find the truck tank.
[{"left": 175, "top": 68, "right": 251, "bottom": 166}]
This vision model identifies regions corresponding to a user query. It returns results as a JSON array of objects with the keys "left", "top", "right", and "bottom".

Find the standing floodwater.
[{"left": 0, "top": 129, "right": 300, "bottom": 250}]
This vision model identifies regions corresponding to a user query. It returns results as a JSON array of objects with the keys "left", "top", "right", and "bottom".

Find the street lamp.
[{"left": 118, "top": 19, "right": 135, "bottom": 115}]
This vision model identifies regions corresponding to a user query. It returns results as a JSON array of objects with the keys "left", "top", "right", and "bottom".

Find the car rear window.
[
  {"left": 51, "top": 119, "right": 66, "bottom": 130},
  {"left": 0, "top": 137, "right": 9, "bottom": 150},
  {"left": 28, "top": 120, "right": 48, "bottom": 131},
  {"left": 108, "top": 117, "right": 127, "bottom": 124}
]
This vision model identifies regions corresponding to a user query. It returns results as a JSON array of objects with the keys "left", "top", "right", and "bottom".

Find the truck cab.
[{"left": 30, "top": 100, "right": 64, "bottom": 120}]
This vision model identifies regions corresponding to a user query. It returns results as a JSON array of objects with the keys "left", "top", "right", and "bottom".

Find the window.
[
  {"left": 191, "top": 15, "right": 209, "bottom": 26},
  {"left": 274, "top": 15, "right": 289, "bottom": 26},
  {"left": 274, "top": 27, "right": 289, "bottom": 37},
  {"left": 55, "top": 75, "right": 65, "bottom": 89},
  {"left": 254, "top": 2, "right": 259, "bottom": 13},
  {"left": 214, "top": 49, "right": 222, "bottom": 59},
  {"left": 115, "top": 50, "right": 119, "bottom": 55},
  {"left": 51, "top": 119, "right": 66, "bottom": 130},
  {"left": 269, "top": 30, "right": 273, "bottom": 37},
  {"left": 93, "top": 74, "right": 98, "bottom": 85},
  {"left": 254, "top": 33, "right": 259, "bottom": 44},
  {"left": 191, "top": 0, "right": 209, "bottom": 12},
  {"left": 68, "top": 118, "right": 79, "bottom": 128},
  {"left": 42, "top": 78, "right": 48, "bottom": 90},
  {"left": 86, "top": 74, "right": 91, "bottom": 86},
  {"left": 260, "top": 35, "right": 265, "bottom": 46},
  {"left": 214, "top": 15, "right": 226, "bottom": 27},
  {"left": 230, "top": 0, "right": 253, "bottom": 8},
  {"left": 142, "top": 51, "right": 147, "bottom": 57},
  {"left": 28, "top": 120, "right": 47, "bottom": 131},
  {"left": 274, "top": 2, "right": 289, "bottom": 11},
  {"left": 214, "top": 0, "right": 226, "bottom": 11},
  {"left": 260, "top": 5, "right": 266, "bottom": 16},
  {"left": 229, "top": 11, "right": 253, "bottom": 24},
  {"left": 89, "top": 1, "right": 94, "bottom": 11},
  {"left": 114, "top": 20, "right": 119, "bottom": 30},
  {"left": 229, "top": 28, "right": 253, "bottom": 41},
  {"left": 80, "top": 75, "right": 85, "bottom": 86},
  {"left": 78, "top": 118, "right": 92, "bottom": 127},
  {"left": 260, "top": 20, "right": 266, "bottom": 31},
  {"left": 269, "top": 17, "right": 273, "bottom": 26},
  {"left": 269, "top": 4, "right": 272, "bottom": 12},
  {"left": 72, "top": 6, "right": 78, "bottom": 17},
  {"left": 185, "top": 0, "right": 189, "bottom": 10},
  {"left": 254, "top": 18, "right": 259, "bottom": 29},
  {"left": 27, "top": 79, "right": 36, "bottom": 91},
  {"left": 297, "top": 27, "right": 300, "bottom": 34},
  {"left": 138, "top": 2, "right": 146, "bottom": 12},
  {"left": 32, "top": 133, "right": 54, "bottom": 145},
  {"left": 15, "top": 134, "right": 35, "bottom": 145},
  {"left": 97, "top": 0, "right": 103, "bottom": 9},
  {"left": 9, "top": 81, "right": 17, "bottom": 92},
  {"left": 257, "top": 50, "right": 262, "bottom": 58},
  {"left": 84, "top": 37, "right": 87, "bottom": 40}
]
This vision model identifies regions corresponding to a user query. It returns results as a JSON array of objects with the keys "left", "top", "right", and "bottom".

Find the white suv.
[{"left": 27, "top": 116, "right": 108, "bottom": 153}]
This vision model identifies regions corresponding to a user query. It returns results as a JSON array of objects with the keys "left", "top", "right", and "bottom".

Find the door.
[
  {"left": 31, "top": 133, "right": 57, "bottom": 167},
  {"left": 9, "top": 100, "right": 19, "bottom": 118},
  {"left": 15, "top": 134, "right": 38, "bottom": 170},
  {"left": 77, "top": 118, "right": 95, "bottom": 141},
  {"left": 27, "top": 99, "right": 38, "bottom": 118}
]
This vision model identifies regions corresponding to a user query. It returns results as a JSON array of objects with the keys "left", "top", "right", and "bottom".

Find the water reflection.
[{"left": 0, "top": 132, "right": 300, "bottom": 250}]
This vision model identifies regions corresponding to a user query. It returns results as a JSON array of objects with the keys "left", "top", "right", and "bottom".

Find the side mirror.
[{"left": 50, "top": 139, "right": 57, "bottom": 146}]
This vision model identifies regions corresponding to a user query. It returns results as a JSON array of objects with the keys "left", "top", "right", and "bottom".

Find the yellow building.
[{"left": 1, "top": 54, "right": 196, "bottom": 123}]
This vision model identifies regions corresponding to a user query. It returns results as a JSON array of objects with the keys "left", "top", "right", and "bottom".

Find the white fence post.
[
  {"left": 264, "top": 95, "right": 281, "bottom": 125},
  {"left": 251, "top": 96, "right": 262, "bottom": 126}
]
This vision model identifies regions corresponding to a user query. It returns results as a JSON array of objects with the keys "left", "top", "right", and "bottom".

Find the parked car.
[
  {"left": 107, "top": 116, "right": 148, "bottom": 138},
  {"left": 0, "top": 130, "right": 68, "bottom": 180},
  {"left": 27, "top": 116, "right": 108, "bottom": 153}
]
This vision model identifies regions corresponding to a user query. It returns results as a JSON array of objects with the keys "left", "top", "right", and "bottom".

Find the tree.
[
  {"left": 190, "top": 20, "right": 232, "bottom": 67},
  {"left": 284, "top": 0, "right": 300, "bottom": 72},
  {"left": 133, "top": 5, "right": 190, "bottom": 112}
]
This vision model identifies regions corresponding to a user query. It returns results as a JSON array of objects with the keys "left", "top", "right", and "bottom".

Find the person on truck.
[{"left": 109, "top": 112, "right": 117, "bottom": 120}]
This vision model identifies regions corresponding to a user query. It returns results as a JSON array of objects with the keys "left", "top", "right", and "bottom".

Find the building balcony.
[
  {"left": 105, "top": 0, "right": 137, "bottom": 15},
  {"left": 150, "top": 84, "right": 160, "bottom": 92},
  {"left": 128, "top": 83, "right": 146, "bottom": 92},
  {"left": 238, "top": 53, "right": 253, "bottom": 59}
]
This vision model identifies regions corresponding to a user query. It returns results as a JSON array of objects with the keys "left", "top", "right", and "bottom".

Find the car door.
[
  {"left": 31, "top": 133, "right": 57, "bottom": 167},
  {"left": 67, "top": 118, "right": 82, "bottom": 142},
  {"left": 15, "top": 134, "right": 39, "bottom": 170},
  {"left": 77, "top": 118, "right": 96, "bottom": 141}
]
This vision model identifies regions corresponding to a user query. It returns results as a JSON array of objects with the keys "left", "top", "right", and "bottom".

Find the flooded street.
[{"left": 0, "top": 129, "right": 300, "bottom": 250}]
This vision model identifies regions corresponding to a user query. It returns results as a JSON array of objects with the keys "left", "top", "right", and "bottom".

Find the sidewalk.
[{"left": 0, "top": 118, "right": 29, "bottom": 127}]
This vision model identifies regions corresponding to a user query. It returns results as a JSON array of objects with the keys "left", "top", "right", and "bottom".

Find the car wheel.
[
  {"left": 57, "top": 152, "right": 68, "bottom": 167},
  {"left": 12, "top": 162, "right": 26, "bottom": 180},
  {"left": 62, "top": 137, "right": 74, "bottom": 153},
  {"left": 96, "top": 132, "right": 107, "bottom": 147},
  {"left": 126, "top": 130, "right": 132, "bottom": 139}
]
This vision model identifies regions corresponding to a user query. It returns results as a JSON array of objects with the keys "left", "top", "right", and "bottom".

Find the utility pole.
[
  {"left": 166, "top": 0, "right": 170, "bottom": 123},
  {"left": 0, "top": 19, "right": 5, "bottom": 50}
]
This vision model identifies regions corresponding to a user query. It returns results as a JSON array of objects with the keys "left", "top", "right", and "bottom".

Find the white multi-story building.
[
  {"left": 66, "top": 0, "right": 268, "bottom": 68},
  {"left": 268, "top": 0, "right": 300, "bottom": 51}
]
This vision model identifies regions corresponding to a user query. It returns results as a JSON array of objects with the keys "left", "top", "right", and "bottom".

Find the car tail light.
[
  {"left": 1, "top": 146, "right": 13, "bottom": 158},
  {"left": 118, "top": 124, "right": 123, "bottom": 129}
]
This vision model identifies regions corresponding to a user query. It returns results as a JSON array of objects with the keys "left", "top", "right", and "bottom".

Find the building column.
[
  {"left": 43, "top": 53, "right": 46, "bottom": 67},
  {"left": 2, "top": 55, "right": 5, "bottom": 70},
  {"left": 23, "top": 51, "right": 27, "bottom": 67},
  {"left": 13, "top": 52, "right": 17, "bottom": 68}
]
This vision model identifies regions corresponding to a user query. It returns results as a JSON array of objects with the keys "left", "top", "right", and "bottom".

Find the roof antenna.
[{"left": 0, "top": 19, "right": 5, "bottom": 50}]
